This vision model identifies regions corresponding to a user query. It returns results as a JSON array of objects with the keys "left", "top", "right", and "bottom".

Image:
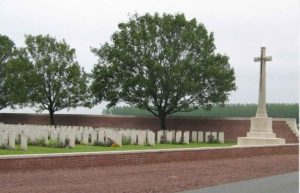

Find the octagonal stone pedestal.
[{"left": 237, "top": 117, "right": 285, "bottom": 146}]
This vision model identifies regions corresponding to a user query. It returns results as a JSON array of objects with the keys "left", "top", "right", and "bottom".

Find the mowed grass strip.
[{"left": 0, "top": 143, "right": 235, "bottom": 155}]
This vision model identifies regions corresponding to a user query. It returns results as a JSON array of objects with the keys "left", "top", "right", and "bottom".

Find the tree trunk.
[
  {"left": 159, "top": 114, "right": 167, "bottom": 130},
  {"left": 49, "top": 110, "right": 56, "bottom": 127}
]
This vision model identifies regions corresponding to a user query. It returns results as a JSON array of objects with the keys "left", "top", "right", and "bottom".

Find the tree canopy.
[
  {"left": 91, "top": 13, "right": 236, "bottom": 129},
  {"left": 0, "top": 34, "right": 16, "bottom": 109},
  {"left": 5, "top": 34, "right": 90, "bottom": 125}
]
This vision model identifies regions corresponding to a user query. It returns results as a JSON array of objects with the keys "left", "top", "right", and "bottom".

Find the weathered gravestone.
[
  {"left": 147, "top": 131, "right": 155, "bottom": 146},
  {"left": 20, "top": 134, "right": 27, "bottom": 150},
  {"left": 197, "top": 131, "right": 204, "bottom": 142},
  {"left": 218, "top": 132, "right": 225, "bottom": 143},
  {"left": 82, "top": 132, "right": 89, "bottom": 145},
  {"left": 67, "top": 133, "right": 75, "bottom": 148},
  {"left": 156, "top": 130, "right": 164, "bottom": 144},
  {"left": 175, "top": 131, "right": 182, "bottom": 143},
  {"left": 8, "top": 132, "right": 16, "bottom": 149},
  {"left": 205, "top": 131, "right": 212, "bottom": 142},
  {"left": 138, "top": 131, "right": 146, "bottom": 145},
  {"left": 183, "top": 131, "right": 190, "bottom": 144},
  {"left": 191, "top": 131, "right": 197, "bottom": 142},
  {"left": 130, "top": 130, "right": 138, "bottom": 145},
  {"left": 166, "top": 131, "right": 173, "bottom": 143},
  {"left": 211, "top": 132, "right": 217, "bottom": 141}
]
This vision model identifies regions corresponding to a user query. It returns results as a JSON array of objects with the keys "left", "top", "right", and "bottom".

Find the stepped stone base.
[
  {"left": 237, "top": 137, "right": 285, "bottom": 146},
  {"left": 237, "top": 116, "right": 286, "bottom": 146}
]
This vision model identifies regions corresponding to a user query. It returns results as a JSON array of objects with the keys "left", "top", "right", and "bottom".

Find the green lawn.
[{"left": 0, "top": 143, "right": 235, "bottom": 155}]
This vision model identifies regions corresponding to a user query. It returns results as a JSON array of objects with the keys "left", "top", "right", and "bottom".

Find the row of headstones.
[
  {"left": 0, "top": 124, "right": 225, "bottom": 150},
  {"left": 156, "top": 130, "right": 224, "bottom": 144},
  {"left": 0, "top": 130, "right": 224, "bottom": 151}
]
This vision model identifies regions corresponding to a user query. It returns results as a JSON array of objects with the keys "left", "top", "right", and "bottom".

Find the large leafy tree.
[
  {"left": 7, "top": 34, "right": 90, "bottom": 125},
  {"left": 92, "top": 13, "right": 236, "bottom": 129},
  {"left": 0, "top": 34, "right": 16, "bottom": 109}
]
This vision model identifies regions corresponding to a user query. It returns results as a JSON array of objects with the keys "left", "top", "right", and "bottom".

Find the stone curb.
[{"left": 0, "top": 143, "right": 298, "bottom": 159}]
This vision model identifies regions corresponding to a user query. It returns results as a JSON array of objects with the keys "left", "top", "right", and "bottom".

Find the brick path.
[{"left": 0, "top": 154, "right": 298, "bottom": 193}]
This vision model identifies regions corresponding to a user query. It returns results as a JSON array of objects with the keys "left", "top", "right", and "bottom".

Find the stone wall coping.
[
  {"left": 0, "top": 143, "right": 298, "bottom": 160},
  {"left": 0, "top": 112, "right": 296, "bottom": 122}
]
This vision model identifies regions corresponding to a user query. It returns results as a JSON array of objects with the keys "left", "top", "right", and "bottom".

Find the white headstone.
[
  {"left": 75, "top": 131, "right": 81, "bottom": 142},
  {"left": 183, "top": 131, "right": 190, "bottom": 144},
  {"left": 198, "top": 131, "right": 204, "bottom": 142},
  {"left": 175, "top": 131, "right": 182, "bottom": 143},
  {"left": 8, "top": 132, "right": 16, "bottom": 149},
  {"left": 113, "top": 131, "right": 122, "bottom": 146},
  {"left": 82, "top": 132, "right": 89, "bottom": 145},
  {"left": 68, "top": 133, "right": 76, "bottom": 148},
  {"left": 50, "top": 131, "right": 58, "bottom": 141},
  {"left": 130, "top": 130, "right": 138, "bottom": 144},
  {"left": 106, "top": 130, "right": 122, "bottom": 146},
  {"left": 20, "top": 134, "right": 27, "bottom": 150},
  {"left": 90, "top": 131, "right": 97, "bottom": 145},
  {"left": 59, "top": 132, "right": 66, "bottom": 146},
  {"left": 147, "top": 131, "right": 155, "bottom": 146},
  {"left": 211, "top": 132, "right": 217, "bottom": 141},
  {"left": 0, "top": 132, "right": 8, "bottom": 146},
  {"left": 138, "top": 131, "right": 146, "bottom": 145},
  {"left": 43, "top": 131, "right": 48, "bottom": 145},
  {"left": 166, "top": 131, "right": 172, "bottom": 143},
  {"left": 218, "top": 132, "right": 224, "bottom": 143},
  {"left": 171, "top": 130, "right": 176, "bottom": 141},
  {"left": 205, "top": 131, "right": 212, "bottom": 143},
  {"left": 97, "top": 130, "right": 105, "bottom": 143},
  {"left": 156, "top": 130, "right": 163, "bottom": 144},
  {"left": 191, "top": 131, "right": 198, "bottom": 142}
]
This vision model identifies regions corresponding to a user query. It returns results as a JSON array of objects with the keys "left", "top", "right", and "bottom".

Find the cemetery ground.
[
  {"left": 0, "top": 153, "right": 297, "bottom": 193},
  {"left": 0, "top": 142, "right": 234, "bottom": 155}
]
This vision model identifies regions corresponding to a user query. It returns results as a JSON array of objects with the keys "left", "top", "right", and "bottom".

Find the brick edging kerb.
[{"left": 0, "top": 144, "right": 298, "bottom": 172}]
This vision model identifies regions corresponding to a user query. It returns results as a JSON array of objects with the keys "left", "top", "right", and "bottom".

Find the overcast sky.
[{"left": 0, "top": 0, "right": 299, "bottom": 114}]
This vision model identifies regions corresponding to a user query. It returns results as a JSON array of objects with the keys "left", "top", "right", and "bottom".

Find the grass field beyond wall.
[{"left": 103, "top": 103, "right": 299, "bottom": 123}]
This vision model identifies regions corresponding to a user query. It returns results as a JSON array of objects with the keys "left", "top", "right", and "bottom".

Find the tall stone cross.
[{"left": 254, "top": 47, "right": 272, "bottom": 118}]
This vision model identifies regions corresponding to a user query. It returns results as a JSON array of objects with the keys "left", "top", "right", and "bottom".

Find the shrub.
[
  {"left": 65, "top": 138, "right": 70, "bottom": 147},
  {"left": 171, "top": 138, "right": 183, "bottom": 144},
  {"left": 0, "top": 144, "right": 12, "bottom": 150},
  {"left": 212, "top": 139, "right": 220, "bottom": 144},
  {"left": 47, "top": 139, "right": 57, "bottom": 147},
  {"left": 15, "top": 135, "right": 21, "bottom": 145},
  {"left": 93, "top": 138, "right": 114, "bottom": 147},
  {"left": 37, "top": 138, "right": 47, "bottom": 147},
  {"left": 111, "top": 143, "right": 119, "bottom": 147},
  {"left": 122, "top": 136, "right": 131, "bottom": 145},
  {"left": 144, "top": 142, "right": 152, "bottom": 146},
  {"left": 47, "top": 139, "right": 65, "bottom": 148},
  {"left": 105, "top": 138, "right": 114, "bottom": 147},
  {"left": 27, "top": 138, "right": 47, "bottom": 146},
  {"left": 160, "top": 136, "right": 170, "bottom": 144},
  {"left": 75, "top": 138, "right": 81, "bottom": 144},
  {"left": 207, "top": 135, "right": 220, "bottom": 144},
  {"left": 93, "top": 140, "right": 106, "bottom": 147},
  {"left": 207, "top": 135, "right": 214, "bottom": 143}
]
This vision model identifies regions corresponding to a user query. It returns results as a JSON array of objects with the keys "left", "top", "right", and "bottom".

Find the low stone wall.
[
  {"left": 0, "top": 113, "right": 298, "bottom": 143},
  {"left": 0, "top": 144, "right": 298, "bottom": 172}
]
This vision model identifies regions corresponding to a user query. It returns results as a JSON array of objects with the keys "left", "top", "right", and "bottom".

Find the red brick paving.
[{"left": 0, "top": 154, "right": 298, "bottom": 193}]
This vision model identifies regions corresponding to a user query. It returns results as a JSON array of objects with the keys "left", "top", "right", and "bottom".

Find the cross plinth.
[{"left": 254, "top": 47, "right": 272, "bottom": 118}]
